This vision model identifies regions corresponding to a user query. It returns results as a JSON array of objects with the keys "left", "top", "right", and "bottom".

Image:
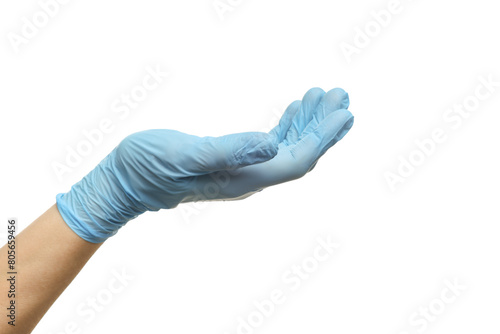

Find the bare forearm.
[{"left": 0, "top": 205, "right": 102, "bottom": 334}]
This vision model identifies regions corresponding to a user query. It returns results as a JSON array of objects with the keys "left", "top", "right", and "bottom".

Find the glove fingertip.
[
  {"left": 335, "top": 111, "right": 354, "bottom": 142},
  {"left": 328, "top": 88, "right": 350, "bottom": 109},
  {"left": 316, "top": 109, "right": 354, "bottom": 153}
]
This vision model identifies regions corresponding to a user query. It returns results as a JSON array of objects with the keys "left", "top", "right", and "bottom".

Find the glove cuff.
[{"left": 56, "top": 159, "right": 147, "bottom": 243}]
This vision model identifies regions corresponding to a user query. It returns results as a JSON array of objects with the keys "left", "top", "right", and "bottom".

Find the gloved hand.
[{"left": 56, "top": 87, "right": 354, "bottom": 243}]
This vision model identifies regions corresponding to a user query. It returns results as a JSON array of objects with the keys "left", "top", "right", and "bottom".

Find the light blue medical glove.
[{"left": 56, "top": 87, "right": 354, "bottom": 243}]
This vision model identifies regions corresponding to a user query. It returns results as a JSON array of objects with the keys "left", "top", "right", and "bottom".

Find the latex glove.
[
  {"left": 191, "top": 87, "right": 353, "bottom": 201},
  {"left": 56, "top": 87, "right": 354, "bottom": 243}
]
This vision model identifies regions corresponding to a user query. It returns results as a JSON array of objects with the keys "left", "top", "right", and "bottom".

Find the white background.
[{"left": 1, "top": 0, "right": 500, "bottom": 333}]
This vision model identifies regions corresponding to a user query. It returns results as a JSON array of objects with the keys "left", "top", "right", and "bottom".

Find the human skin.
[{"left": 0, "top": 205, "right": 102, "bottom": 334}]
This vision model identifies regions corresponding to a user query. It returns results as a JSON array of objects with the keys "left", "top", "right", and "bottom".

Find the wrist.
[{"left": 56, "top": 157, "right": 146, "bottom": 243}]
